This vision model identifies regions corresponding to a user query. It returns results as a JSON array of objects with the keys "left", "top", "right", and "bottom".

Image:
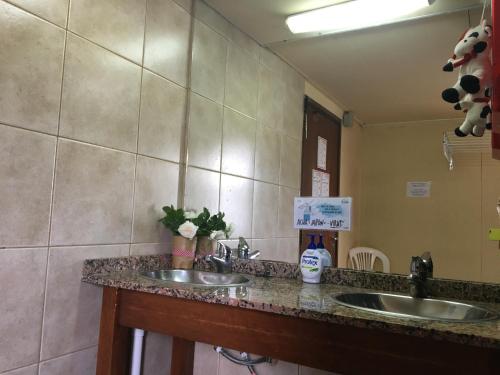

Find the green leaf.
[{"left": 158, "top": 205, "right": 186, "bottom": 234}]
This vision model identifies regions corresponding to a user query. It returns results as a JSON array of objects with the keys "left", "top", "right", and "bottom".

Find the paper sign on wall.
[
  {"left": 294, "top": 197, "right": 352, "bottom": 231},
  {"left": 317, "top": 136, "right": 327, "bottom": 170},
  {"left": 312, "top": 170, "right": 330, "bottom": 197},
  {"left": 406, "top": 181, "right": 432, "bottom": 198}
]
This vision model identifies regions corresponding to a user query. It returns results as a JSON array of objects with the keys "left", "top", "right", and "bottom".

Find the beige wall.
[
  {"left": 360, "top": 119, "right": 500, "bottom": 283},
  {"left": 0, "top": 0, "right": 328, "bottom": 374}
]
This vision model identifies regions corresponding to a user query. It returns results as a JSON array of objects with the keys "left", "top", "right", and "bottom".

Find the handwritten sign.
[{"left": 294, "top": 197, "right": 352, "bottom": 231}]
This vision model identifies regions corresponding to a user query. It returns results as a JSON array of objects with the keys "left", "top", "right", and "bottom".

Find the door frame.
[{"left": 299, "top": 96, "right": 343, "bottom": 263}]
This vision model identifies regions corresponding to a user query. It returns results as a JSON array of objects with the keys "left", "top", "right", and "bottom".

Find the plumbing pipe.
[{"left": 130, "top": 329, "right": 145, "bottom": 375}]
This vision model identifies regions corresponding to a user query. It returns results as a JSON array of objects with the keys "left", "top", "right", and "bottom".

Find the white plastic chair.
[{"left": 348, "top": 247, "right": 390, "bottom": 273}]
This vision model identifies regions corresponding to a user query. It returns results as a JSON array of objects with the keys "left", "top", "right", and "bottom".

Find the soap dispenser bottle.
[
  {"left": 316, "top": 235, "right": 332, "bottom": 267},
  {"left": 300, "top": 234, "right": 323, "bottom": 284}
]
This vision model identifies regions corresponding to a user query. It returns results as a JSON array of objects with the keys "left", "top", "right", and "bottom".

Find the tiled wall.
[
  {"left": 184, "top": 0, "right": 304, "bottom": 263},
  {"left": 0, "top": 0, "right": 313, "bottom": 374}
]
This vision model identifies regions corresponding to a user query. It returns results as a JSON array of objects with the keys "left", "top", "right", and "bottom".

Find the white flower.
[
  {"left": 184, "top": 210, "right": 197, "bottom": 219},
  {"left": 178, "top": 221, "right": 198, "bottom": 239},
  {"left": 210, "top": 230, "right": 225, "bottom": 240}
]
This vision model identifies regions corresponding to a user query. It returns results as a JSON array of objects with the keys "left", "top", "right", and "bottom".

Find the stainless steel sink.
[
  {"left": 333, "top": 292, "right": 498, "bottom": 322},
  {"left": 140, "top": 269, "right": 251, "bottom": 287}
]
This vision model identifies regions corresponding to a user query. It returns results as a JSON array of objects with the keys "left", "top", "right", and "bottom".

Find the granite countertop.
[{"left": 82, "top": 255, "right": 500, "bottom": 350}]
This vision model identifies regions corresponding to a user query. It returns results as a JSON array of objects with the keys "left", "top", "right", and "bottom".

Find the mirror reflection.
[{"left": 193, "top": 0, "right": 500, "bottom": 283}]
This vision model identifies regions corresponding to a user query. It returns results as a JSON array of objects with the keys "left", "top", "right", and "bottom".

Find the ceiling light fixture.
[{"left": 286, "top": 0, "right": 435, "bottom": 34}]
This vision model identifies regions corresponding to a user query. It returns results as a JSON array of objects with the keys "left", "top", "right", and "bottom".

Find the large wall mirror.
[{"left": 187, "top": 0, "right": 500, "bottom": 284}]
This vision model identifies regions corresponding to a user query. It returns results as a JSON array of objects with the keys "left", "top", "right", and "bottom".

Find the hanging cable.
[
  {"left": 214, "top": 346, "right": 272, "bottom": 374},
  {"left": 481, "top": 0, "right": 490, "bottom": 22}
]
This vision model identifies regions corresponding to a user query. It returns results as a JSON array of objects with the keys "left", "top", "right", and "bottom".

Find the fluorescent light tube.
[{"left": 286, "top": 0, "right": 433, "bottom": 34}]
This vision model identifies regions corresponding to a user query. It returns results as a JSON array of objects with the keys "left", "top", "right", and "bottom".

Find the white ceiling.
[{"left": 205, "top": 0, "right": 488, "bottom": 124}]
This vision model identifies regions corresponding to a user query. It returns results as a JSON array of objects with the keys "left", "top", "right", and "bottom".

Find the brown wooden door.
[{"left": 300, "top": 97, "right": 342, "bottom": 266}]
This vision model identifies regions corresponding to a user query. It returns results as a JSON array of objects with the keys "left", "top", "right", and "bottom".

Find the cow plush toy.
[
  {"left": 442, "top": 21, "right": 493, "bottom": 137},
  {"left": 453, "top": 92, "right": 492, "bottom": 137}
]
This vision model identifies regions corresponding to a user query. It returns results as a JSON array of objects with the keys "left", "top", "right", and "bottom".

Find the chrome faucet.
[
  {"left": 408, "top": 252, "right": 433, "bottom": 298},
  {"left": 206, "top": 238, "right": 261, "bottom": 274},
  {"left": 206, "top": 242, "right": 233, "bottom": 274},
  {"left": 237, "top": 237, "right": 261, "bottom": 260}
]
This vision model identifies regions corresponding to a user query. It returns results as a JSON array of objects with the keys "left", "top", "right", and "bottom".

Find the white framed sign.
[
  {"left": 406, "top": 181, "right": 431, "bottom": 198},
  {"left": 294, "top": 197, "right": 352, "bottom": 231}
]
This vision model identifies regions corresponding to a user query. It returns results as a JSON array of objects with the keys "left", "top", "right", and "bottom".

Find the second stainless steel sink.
[
  {"left": 333, "top": 292, "right": 498, "bottom": 322},
  {"left": 140, "top": 269, "right": 251, "bottom": 287}
]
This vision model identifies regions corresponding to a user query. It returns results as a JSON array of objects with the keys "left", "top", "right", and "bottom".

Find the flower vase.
[
  {"left": 172, "top": 236, "right": 197, "bottom": 269},
  {"left": 196, "top": 236, "right": 217, "bottom": 260}
]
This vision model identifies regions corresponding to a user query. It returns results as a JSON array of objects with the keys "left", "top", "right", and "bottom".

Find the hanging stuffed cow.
[{"left": 441, "top": 20, "right": 493, "bottom": 137}]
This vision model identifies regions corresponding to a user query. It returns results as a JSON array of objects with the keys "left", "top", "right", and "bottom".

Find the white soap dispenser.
[
  {"left": 316, "top": 235, "right": 332, "bottom": 267},
  {"left": 300, "top": 234, "right": 323, "bottom": 284}
]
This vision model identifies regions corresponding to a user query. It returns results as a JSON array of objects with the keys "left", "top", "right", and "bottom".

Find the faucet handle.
[
  {"left": 421, "top": 252, "right": 433, "bottom": 278},
  {"left": 238, "top": 237, "right": 250, "bottom": 258},
  {"left": 216, "top": 241, "right": 232, "bottom": 260}
]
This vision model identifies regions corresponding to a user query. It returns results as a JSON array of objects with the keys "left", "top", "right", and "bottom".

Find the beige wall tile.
[
  {"left": 193, "top": 342, "right": 218, "bottom": 375},
  {"left": 7, "top": 0, "right": 69, "bottom": 26},
  {"left": 188, "top": 93, "right": 223, "bottom": 171},
  {"left": 284, "top": 64, "right": 305, "bottom": 97},
  {"left": 220, "top": 174, "right": 253, "bottom": 238},
  {"left": 39, "top": 346, "right": 97, "bottom": 375},
  {"left": 144, "top": 0, "right": 191, "bottom": 87},
  {"left": 225, "top": 44, "right": 259, "bottom": 118},
  {"left": 193, "top": 0, "right": 231, "bottom": 39},
  {"left": 219, "top": 353, "right": 298, "bottom": 375},
  {"left": 174, "top": 0, "right": 192, "bottom": 13},
  {"left": 277, "top": 237, "right": 299, "bottom": 264},
  {"left": 1, "top": 364, "right": 38, "bottom": 375},
  {"left": 252, "top": 181, "right": 279, "bottom": 239},
  {"left": 279, "top": 135, "right": 302, "bottom": 189},
  {"left": 258, "top": 64, "right": 285, "bottom": 130},
  {"left": 184, "top": 167, "right": 220, "bottom": 213},
  {"left": 230, "top": 28, "right": 260, "bottom": 60},
  {"left": 254, "top": 125, "right": 281, "bottom": 185},
  {"left": 50, "top": 140, "right": 136, "bottom": 245},
  {"left": 69, "top": 0, "right": 146, "bottom": 63},
  {"left": 0, "top": 248, "right": 47, "bottom": 373},
  {"left": 132, "top": 156, "right": 179, "bottom": 244},
  {"left": 40, "top": 245, "right": 129, "bottom": 359},
  {"left": 278, "top": 186, "right": 299, "bottom": 238},
  {"left": 282, "top": 89, "right": 304, "bottom": 141},
  {"left": 60, "top": 34, "right": 141, "bottom": 152},
  {"left": 142, "top": 332, "right": 172, "bottom": 375},
  {"left": 0, "top": 2, "right": 64, "bottom": 134},
  {"left": 0, "top": 125, "right": 56, "bottom": 247},
  {"left": 221, "top": 108, "right": 256, "bottom": 178},
  {"left": 139, "top": 70, "right": 186, "bottom": 162},
  {"left": 191, "top": 20, "right": 227, "bottom": 103},
  {"left": 252, "top": 238, "right": 277, "bottom": 261},
  {"left": 130, "top": 243, "right": 169, "bottom": 256},
  {"left": 260, "top": 48, "right": 285, "bottom": 77}
]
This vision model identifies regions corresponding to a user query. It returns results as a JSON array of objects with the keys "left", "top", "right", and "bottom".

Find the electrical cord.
[{"left": 214, "top": 346, "right": 271, "bottom": 374}]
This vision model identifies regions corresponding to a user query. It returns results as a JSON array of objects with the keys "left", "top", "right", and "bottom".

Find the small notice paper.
[
  {"left": 312, "top": 169, "right": 330, "bottom": 197},
  {"left": 317, "top": 136, "right": 327, "bottom": 170},
  {"left": 406, "top": 181, "right": 432, "bottom": 198}
]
